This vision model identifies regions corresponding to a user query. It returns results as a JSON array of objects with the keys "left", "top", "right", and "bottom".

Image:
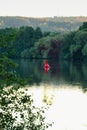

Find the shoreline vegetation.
[
  {"left": 0, "top": 86, "right": 53, "bottom": 130},
  {"left": 0, "top": 22, "right": 87, "bottom": 60}
]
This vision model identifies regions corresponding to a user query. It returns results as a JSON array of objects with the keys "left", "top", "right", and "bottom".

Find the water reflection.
[
  {"left": 15, "top": 59, "right": 87, "bottom": 89},
  {"left": 28, "top": 84, "right": 87, "bottom": 130}
]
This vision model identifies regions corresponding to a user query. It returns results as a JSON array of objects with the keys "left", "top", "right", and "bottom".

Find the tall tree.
[
  {"left": 0, "top": 28, "right": 26, "bottom": 88},
  {"left": 34, "top": 27, "right": 43, "bottom": 41}
]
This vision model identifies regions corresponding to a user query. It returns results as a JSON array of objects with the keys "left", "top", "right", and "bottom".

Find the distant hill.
[{"left": 0, "top": 16, "right": 87, "bottom": 32}]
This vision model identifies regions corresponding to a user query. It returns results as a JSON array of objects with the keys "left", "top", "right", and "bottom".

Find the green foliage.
[
  {"left": 70, "top": 44, "right": 81, "bottom": 55},
  {"left": 0, "top": 26, "right": 63, "bottom": 59},
  {"left": 1, "top": 21, "right": 87, "bottom": 62},
  {"left": 34, "top": 36, "right": 51, "bottom": 58},
  {"left": 13, "top": 26, "right": 43, "bottom": 58},
  {"left": 82, "top": 42, "right": 87, "bottom": 56},
  {"left": 32, "top": 34, "right": 63, "bottom": 59},
  {"left": 0, "top": 29, "right": 28, "bottom": 88},
  {"left": 0, "top": 54, "right": 17, "bottom": 86},
  {"left": 61, "top": 31, "right": 76, "bottom": 60},
  {"left": 13, "top": 26, "right": 35, "bottom": 57},
  {"left": 0, "top": 28, "right": 18, "bottom": 57},
  {"left": 0, "top": 87, "right": 52, "bottom": 130},
  {"left": 61, "top": 22, "right": 87, "bottom": 61},
  {"left": 79, "top": 22, "right": 87, "bottom": 30},
  {"left": 21, "top": 49, "right": 30, "bottom": 58},
  {"left": 74, "top": 30, "right": 87, "bottom": 45},
  {"left": 34, "top": 27, "right": 43, "bottom": 41},
  {"left": 0, "top": 56, "right": 27, "bottom": 88},
  {"left": 72, "top": 30, "right": 87, "bottom": 60},
  {"left": 0, "top": 26, "right": 44, "bottom": 59}
]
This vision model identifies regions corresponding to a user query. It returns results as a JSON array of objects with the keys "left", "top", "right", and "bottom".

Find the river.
[
  {"left": 14, "top": 59, "right": 87, "bottom": 130},
  {"left": 15, "top": 59, "right": 87, "bottom": 88}
]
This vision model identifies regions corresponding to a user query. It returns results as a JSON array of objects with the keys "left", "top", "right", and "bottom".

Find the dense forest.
[
  {"left": 0, "top": 16, "right": 87, "bottom": 32},
  {"left": 61, "top": 22, "right": 87, "bottom": 61},
  {"left": 0, "top": 22, "right": 87, "bottom": 61}
]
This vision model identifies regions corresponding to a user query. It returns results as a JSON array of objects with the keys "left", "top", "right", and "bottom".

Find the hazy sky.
[{"left": 0, "top": 0, "right": 87, "bottom": 17}]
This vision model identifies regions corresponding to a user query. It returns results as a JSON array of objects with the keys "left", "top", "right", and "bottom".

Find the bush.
[{"left": 0, "top": 87, "right": 52, "bottom": 130}]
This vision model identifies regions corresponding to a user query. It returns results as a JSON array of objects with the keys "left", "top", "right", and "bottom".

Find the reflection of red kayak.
[{"left": 44, "top": 60, "right": 50, "bottom": 73}]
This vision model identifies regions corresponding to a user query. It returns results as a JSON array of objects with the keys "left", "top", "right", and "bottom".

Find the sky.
[{"left": 0, "top": 0, "right": 87, "bottom": 17}]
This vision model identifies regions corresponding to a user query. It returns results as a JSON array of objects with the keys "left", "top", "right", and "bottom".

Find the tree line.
[
  {"left": 61, "top": 22, "right": 87, "bottom": 61},
  {"left": 0, "top": 26, "right": 62, "bottom": 59},
  {"left": 0, "top": 22, "right": 87, "bottom": 61}
]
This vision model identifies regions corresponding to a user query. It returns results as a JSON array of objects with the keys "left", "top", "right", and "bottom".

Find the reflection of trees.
[
  {"left": 15, "top": 59, "right": 42, "bottom": 85},
  {"left": 49, "top": 60, "right": 60, "bottom": 78},
  {"left": 61, "top": 60, "right": 87, "bottom": 89},
  {"left": 81, "top": 63, "right": 87, "bottom": 89},
  {"left": 15, "top": 59, "right": 87, "bottom": 89}
]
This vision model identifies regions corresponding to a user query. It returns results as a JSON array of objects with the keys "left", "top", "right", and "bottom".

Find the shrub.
[{"left": 0, "top": 87, "right": 52, "bottom": 130}]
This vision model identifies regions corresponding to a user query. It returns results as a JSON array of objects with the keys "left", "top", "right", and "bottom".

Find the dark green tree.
[
  {"left": 34, "top": 27, "right": 43, "bottom": 41},
  {"left": 0, "top": 28, "right": 27, "bottom": 88},
  {"left": 79, "top": 22, "right": 87, "bottom": 30},
  {"left": 61, "top": 31, "right": 76, "bottom": 60}
]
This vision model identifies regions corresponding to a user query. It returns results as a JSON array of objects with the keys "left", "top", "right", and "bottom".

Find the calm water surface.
[
  {"left": 16, "top": 59, "right": 87, "bottom": 88},
  {"left": 15, "top": 59, "right": 87, "bottom": 130}
]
